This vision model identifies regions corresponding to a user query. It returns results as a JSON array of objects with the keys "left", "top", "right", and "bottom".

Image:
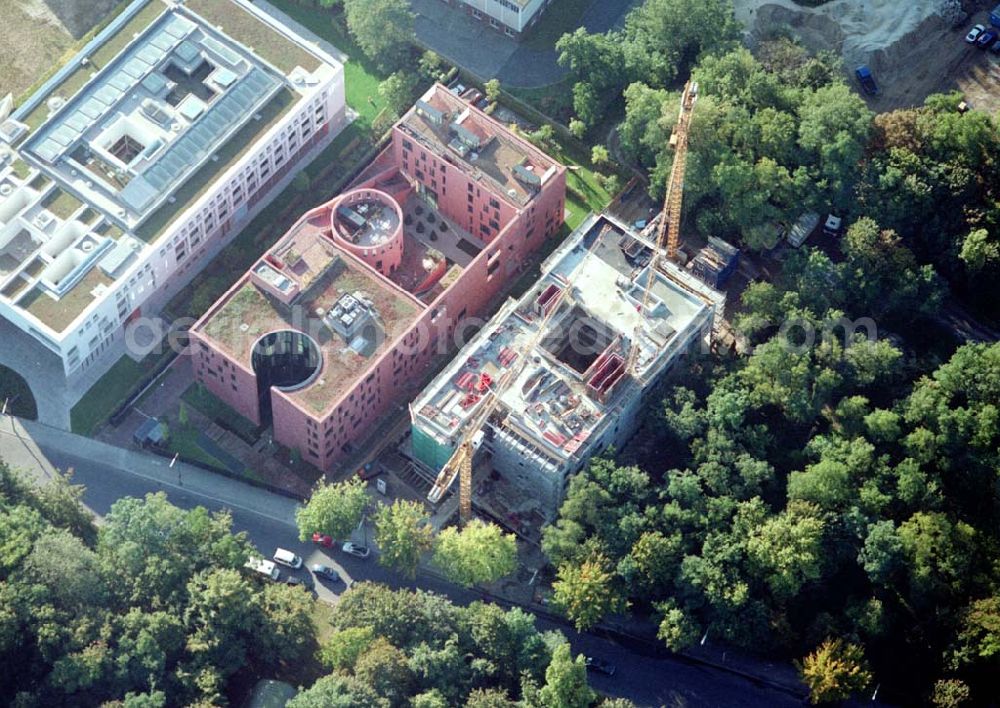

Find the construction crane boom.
[
  {"left": 625, "top": 81, "right": 698, "bottom": 378},
  {"left": 426, "top": 235, "right": 604, "bottom": 525}
]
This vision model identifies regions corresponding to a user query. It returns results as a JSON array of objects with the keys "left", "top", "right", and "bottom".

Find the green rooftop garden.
[
  {"left": 42, "top": 188, "right": 84, "bottom": 220},
  {"left": 134, "top": 87, "right": 296, "bottom": 244},
  {"left": 21, "top": 267, "right": 111, "bottom": 332},
  {"left": 187, "top": 0, "right": 322, "bottom": 75},
  {"left": 10, "top": 159, "right": 32, "bottom": 180}
]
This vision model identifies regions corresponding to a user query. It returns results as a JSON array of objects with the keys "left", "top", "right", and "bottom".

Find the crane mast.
[{"left": 625, "top": 81, "right": 698, "bottom": 378}]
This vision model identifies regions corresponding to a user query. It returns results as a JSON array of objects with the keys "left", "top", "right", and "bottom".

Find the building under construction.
[{"left": 410, "top": 212, "right": 723, "bottom": 524}]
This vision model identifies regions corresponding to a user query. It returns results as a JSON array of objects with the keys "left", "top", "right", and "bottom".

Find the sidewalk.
[{"left": 0, "top": 414, "right": 299, "bottom": 524}]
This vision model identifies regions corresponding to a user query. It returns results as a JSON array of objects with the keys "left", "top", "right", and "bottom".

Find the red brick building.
[{"left": 189, "top": 84, "right": 566, "bottom": 470}]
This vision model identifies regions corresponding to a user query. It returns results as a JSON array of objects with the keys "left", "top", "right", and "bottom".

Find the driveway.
[{"left": 412, "top": 0, "right": 641, "bottom": 88}]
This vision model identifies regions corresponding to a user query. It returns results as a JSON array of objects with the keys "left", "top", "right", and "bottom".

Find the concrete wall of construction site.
[{"left": 489, "top": 430, "right": 564, "bottom": 518}]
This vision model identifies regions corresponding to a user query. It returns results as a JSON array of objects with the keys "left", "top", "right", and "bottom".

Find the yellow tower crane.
[
  {"left": 625, "top": 81, "right": 699, "bottom": 379},
  {"left": 426, "top": 235, "right": 603, "bottom": 525}
]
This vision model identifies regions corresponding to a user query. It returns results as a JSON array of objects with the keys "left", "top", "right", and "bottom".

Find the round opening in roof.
[{"left": 251, "top": 330, "right": 322, "bottom": 392}]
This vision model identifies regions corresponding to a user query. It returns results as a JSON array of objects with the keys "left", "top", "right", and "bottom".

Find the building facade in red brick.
[{"left": 189, "top": 84, "right": 566, "bottom": 470}]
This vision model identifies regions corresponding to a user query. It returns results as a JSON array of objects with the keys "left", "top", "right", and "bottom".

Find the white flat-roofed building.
[
  {"left": 0, "top": 0, "right": 346, "bottom": 389},
  {"left": 410, "top": 213, "right": 724, "bottom": 520},
  {"left": 444, "top": 0, "right": 554, "bottom": 38}
]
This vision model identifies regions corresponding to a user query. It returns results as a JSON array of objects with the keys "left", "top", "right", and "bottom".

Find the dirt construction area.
[
  {"left": 0, "top": 0, "right": 119, "bottom": 101},
  {"left": 0, "top": 1, "right": 75, "bottom": 100},
  {"left": 735, "top": 0, "right": 1000, "bottom": 114}
]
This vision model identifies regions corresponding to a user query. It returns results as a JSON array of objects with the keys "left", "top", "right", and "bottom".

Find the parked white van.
[
  {"left": 273, "top": 548, "right": 303, "bottom": 569},
  {"left": 244, "top": 557, "right": 280, "bottom": 581}
]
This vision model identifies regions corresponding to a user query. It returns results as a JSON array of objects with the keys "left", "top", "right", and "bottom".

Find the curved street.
[{"left": 0, "top": 413, "right": 811, "bottom": 707}]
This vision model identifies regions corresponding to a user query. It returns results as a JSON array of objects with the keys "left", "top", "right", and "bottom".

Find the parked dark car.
[
  {"left": 585, "top": 657, "right": 617, "bottom": 677},
  {"left": 311, "top": 564, "right": 340, "bottom": 582},
  {"left": 285, "top": 574, "right": 313, "bottom": 589},
  {"left": 977, "top": 28, "right": 998, "bottom": 48}
]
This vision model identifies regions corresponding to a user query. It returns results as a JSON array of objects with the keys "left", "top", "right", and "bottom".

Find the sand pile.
[{"left": 733, "top": 0, "right": 956, "bottom": 67}]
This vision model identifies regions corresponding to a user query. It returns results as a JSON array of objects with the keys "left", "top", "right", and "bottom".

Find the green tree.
[
  {"left": 798, "top": 638, "right": 872, "bottom": 705},
  {"left": 287, "top": 674, "right": 384, "bottom": 708},
  {"left": 374, "top": 500, "right": 434, "bottom": 578},
  {"left": 182, "top": 568, "right": 259, "bottom": 676},
  {"left": 590, "top": 145, "right": 610, "bottom": 166},
  {"left": 947, "top": 596, "right": 1000, "bottom": 672},
  {"left": 417, "top": 50, "right": 444, "bottom": 82},
  {"left": 655, "top": 599, "right": 700, "bottom": 651},
  {"left": 484, "top": 78, "right": 502, "bottom": 105},
  {"left": 296, "top": 478, "right": 369, "bottom": 542},
  {"left": 431, "top": 519, "right": 517, "bottom": 587},
  {"left": 319, "top": 626, "right": 376, "bottom": 671},
  {"left": 551, "top": 555, "right": 627, "bottom": 631},
  {"left": 343, "top": 0, "right": 414, "bottom": 73},
  {"left": 465, "top": 688, "right": 517, "bottom": 707},
  {"left": 568, "top": 119, "right": 586, "bottom": 139},
  {"left": 354, "top": 636, "right": 413, "bottom": 706},
  {"left": 931, "top": 679, "right": 971, "bottom": 708},
  {"left": 898, "top": 512, "right": 976, "bottom": 601},
  {"left": 538, "top": 642, "right": 595, "bottom": 708},
  {"left": 378, "top": 71, "right": 419, "bottom": 118},
  {"left": 959, "top": 228, "right": 1000, "bottom": 272},
  {"left": 256, "top": 581, "right": 315, "bottom": 667}
]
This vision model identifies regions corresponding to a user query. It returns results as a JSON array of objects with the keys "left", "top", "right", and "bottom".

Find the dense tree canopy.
[
  {"left": 543, "top": 253, "right": 1000, "bottom": 703},
  {"left": 343, "top": 0, "right": 414, "bottom": 74},
  {"left": 0, "top": 474, "right": 314, "bottom": 707},
  {"left": 302, "top": 583, "right": 615, "bottom": 707}
]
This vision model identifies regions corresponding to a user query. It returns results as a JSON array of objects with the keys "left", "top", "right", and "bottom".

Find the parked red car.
[{"left": 312, "top": 532, "right": 334, "bottom": 548}]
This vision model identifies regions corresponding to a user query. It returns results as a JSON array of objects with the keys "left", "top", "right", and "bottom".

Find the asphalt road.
[{"left": 43, "top": 446, "right": 804, "bottom": 707}]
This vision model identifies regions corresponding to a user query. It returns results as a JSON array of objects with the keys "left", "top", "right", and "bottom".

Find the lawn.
[
  {"left": 265, "top": 0, "right": 389, "bottom": 126},
  {"left": 69, "top": 349, "right": 172, "bottom": 435},
  {"left": 0, "top": 365, "right": 37, "bottom": 420},
  {"left": 521, "top": 0, "right": 594, "bottom": 50},
  {"left": 509, "top": 77, "right": 575, "bottom": 123},
  {"left": 165, "top": 426, "right": 229, "bottom": 470},
  {"left": 181, "top": 381, "right": 259, "bottom": 441}
]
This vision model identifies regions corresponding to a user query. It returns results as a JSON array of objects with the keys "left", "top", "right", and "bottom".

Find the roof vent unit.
[
  {"left": 416, "top": 100, "right": 445, "bottom": 126},
  {"left": 512, "top": 163, "right": 541, "bottom": 187},
  {"left": 325, "top": 292, "right": 372, "bottom": 341},
  {"left": 141, "top": 98, "right": 172, "bottom": 127}
]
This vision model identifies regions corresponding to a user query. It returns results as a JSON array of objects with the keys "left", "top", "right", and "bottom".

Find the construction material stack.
[{"left": 690, "top": 237, "right": 739, "bottom": 289}]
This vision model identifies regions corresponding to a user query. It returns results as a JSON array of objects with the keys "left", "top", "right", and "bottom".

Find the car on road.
[
  {"left": 311, "top": 563, "right": 340, "bottom": 582},
  {"left": 273, "top": 548, "right": 303, "bottom": 569},
  {"left": 312, "top": 532, "right": 334, "bottom": 548},
  {"left": 342, "top": 542, "right": 370, "bottom": 559},
  {"left": 585, "top": 657, "right": 617, "bottom": 677},
  {"left": 992, "top": 39, "right": 1000, "bottom": 54},
  {"left": 286, "top": 574, "right": 313, "bottom": 589},
  {"left": 977, "top": 28, "right": 999, "bottom": 48},
  {"left": 967, "top": 24, "right": 986, "bottom": 43}
]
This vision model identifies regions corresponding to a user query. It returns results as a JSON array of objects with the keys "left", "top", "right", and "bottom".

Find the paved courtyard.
[{"left": 411, "top": 0, "right": 641, "bottom": 88}]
